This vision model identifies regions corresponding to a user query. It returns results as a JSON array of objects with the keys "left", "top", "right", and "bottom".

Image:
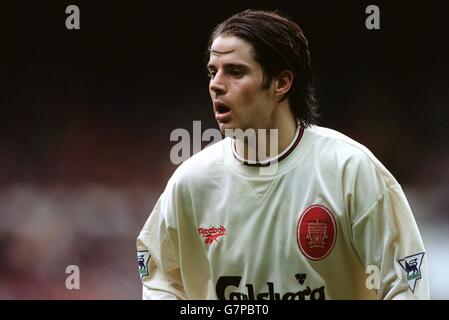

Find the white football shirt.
[{"left": 136, "top": 124, "right": 429, "bottom": 300}]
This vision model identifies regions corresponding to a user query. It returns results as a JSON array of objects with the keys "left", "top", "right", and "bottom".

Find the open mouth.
[
  {"left": 214, "top": 101, "right": 232, "bottom": 122},
  {"left": 214, "top": 101, "right": 231, "bottom": 114}
]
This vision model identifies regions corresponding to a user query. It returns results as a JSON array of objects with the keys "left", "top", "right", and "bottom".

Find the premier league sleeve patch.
[
  {"left": 397, "top": 252, "right": 425, "bottom": 293},
  {"left": 137, "top": 250, "right": 151, "bottom": 279}
]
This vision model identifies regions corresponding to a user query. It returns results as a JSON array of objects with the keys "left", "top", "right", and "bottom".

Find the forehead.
[{"left": 208, "top": 35, "right": 256, "bottom": 66}]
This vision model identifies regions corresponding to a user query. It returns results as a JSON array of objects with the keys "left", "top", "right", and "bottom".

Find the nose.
[{"left": 209, "top": 72, "right": 226, "bottom": 96}]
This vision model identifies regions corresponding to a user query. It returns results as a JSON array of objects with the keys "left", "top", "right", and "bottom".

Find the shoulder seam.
[
  {"left": 310, "top": 127, "right": 374, "bottom": 159},
  {"left": 351, "top": 183, "right": 401, "bottom": 227}
]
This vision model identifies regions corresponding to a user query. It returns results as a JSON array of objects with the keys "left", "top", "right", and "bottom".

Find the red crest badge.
[{"left": 297, "top": 205, "right": 337, "bottom": 261}]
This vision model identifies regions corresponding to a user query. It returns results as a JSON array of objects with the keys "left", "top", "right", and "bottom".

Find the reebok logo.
[{"left": 197, "top": 225, "right": 227, "bottom": 244}]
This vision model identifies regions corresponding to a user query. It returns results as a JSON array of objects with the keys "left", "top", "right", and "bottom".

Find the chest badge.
[{"left": 297, "top": 205, "right": 337, "bottom": 261}]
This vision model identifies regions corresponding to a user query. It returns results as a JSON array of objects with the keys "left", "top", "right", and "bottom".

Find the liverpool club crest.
[
  {"left": 306, "top": 219, "right": 328, "bottom": 248},
  {"left": 297, "top": 205, "right": 337, "bottom": 261}
]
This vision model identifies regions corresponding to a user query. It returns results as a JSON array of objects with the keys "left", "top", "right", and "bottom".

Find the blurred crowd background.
[{"left": 0, "top": 1, "right": 448, "bottom": 299}]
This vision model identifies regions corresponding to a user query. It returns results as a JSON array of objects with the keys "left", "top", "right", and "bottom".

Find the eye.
[
  {"left": 229, "top": 69, "right": 243, "bottom": 78},
  {"left": 207, "top": 70, "right": 216, "bottom": 79}
]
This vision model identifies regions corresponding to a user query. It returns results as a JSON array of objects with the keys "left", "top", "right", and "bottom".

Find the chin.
[
  {"left": 217, "top": 121, "right": 234, "bottom": 133},
  {"left": 219, "top": 124, "right": 255, "bottom": 139}
]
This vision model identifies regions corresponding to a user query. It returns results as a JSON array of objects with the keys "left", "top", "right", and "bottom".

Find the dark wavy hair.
[{"left": 207, "top": 9, "right": 319, "bottom": 126}]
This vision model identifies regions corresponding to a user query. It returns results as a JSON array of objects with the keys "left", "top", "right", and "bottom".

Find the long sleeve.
[
  {"left": 351, "top": 184, "right": 429, "bottom": 299},
  {"left": 136, "top": 193, "right": 187, "bottom": 300}
]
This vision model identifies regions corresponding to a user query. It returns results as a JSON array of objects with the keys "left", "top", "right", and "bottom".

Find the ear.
[{"left": 273, "top": 70, "right": 294, "bottom": 100}]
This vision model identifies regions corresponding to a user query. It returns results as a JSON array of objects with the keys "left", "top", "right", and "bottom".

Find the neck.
[{"left": 235, "top": 104, "right": 297, "bottom": 163}]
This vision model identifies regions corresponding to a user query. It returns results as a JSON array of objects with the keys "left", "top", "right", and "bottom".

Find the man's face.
[{"left": 208, "top": 35, "right": 277, "bottom": 133}]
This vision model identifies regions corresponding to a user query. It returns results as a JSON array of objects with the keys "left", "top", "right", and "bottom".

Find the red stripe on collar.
[{"left": 237, "top": 123, "right": 305, "bottom": 167}]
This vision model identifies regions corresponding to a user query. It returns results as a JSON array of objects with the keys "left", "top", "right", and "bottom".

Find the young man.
[{"left": 136, "top": 10, "right": 429, "bottom": 299}]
